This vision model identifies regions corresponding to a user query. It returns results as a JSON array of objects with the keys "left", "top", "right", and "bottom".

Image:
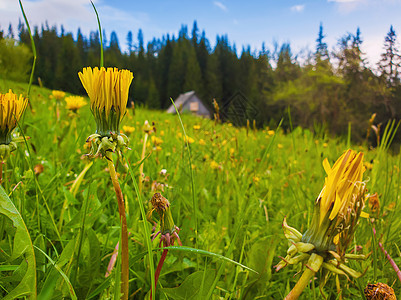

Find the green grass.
[{"left": 0, "top": 78, "right": 400, "bottom": 299}]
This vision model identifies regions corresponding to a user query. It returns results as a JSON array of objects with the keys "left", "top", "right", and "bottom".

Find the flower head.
[
  {"left": 51, "top": 90, "right": 66, "bottom": 101},
  {"left": 65, "top": 96, "right": 87, "bottom": 112},
  {"left": 122, "top": 125, "right": 135, "bottom": 135},
  {"left": 79, "top": 67, "right": 133, "bottom": 158},
  {"left": 0, "top": 90, "right": 28, "bottom": 144},
  {"left": 148, "top": 193, "right": 182, "bottom": 247},
  {"left": 276, "top": 149, "right": 368, "bottom": 294},
  {"left": 0, "top": 90, "right": 28, "bottom": 161},
  {"left": 79, "top": 67, "right": 133, "bottom": 136},
  {"left": 302, "top": 149, "right": 366, "bottom": 254}
]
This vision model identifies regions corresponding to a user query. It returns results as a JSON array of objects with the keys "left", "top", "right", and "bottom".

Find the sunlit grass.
[{"left": 0, "top": 78, "right": 400, "bottom": 298}]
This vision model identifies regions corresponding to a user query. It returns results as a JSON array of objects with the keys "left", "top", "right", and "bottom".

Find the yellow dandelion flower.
[
  {"left": 0, "top": 90, "right": 28, "bottom": 144},
  {"left": 65, "top": 96, "right": 87, "bottom": 112},
  {"left": 155, "top": 146, "right": 162, "bottom": 152},
  {"left": 193, "top": 124, "right": 201, "bottom": 130},
  {"left": 79, "top": 67, "right": 133, "bottom": 135},
  {"left": 277, "top": 143, "right": 283, "bottom": 149},
  {"left": 122, "top": 125, "right": 135, "bottom": 134},
  {"left": 151, "top": 135, "right": 163, "bottom": 145},
  {"left": 198, "top": 139, "right": 206, "bottom": 145},
  {"left": 268, "top": 130, "right": 275, "bottom": 136},
  {"left": 51, "top": 90, "right": 66, "bottom": 101},
  {"left": 276, "top": 149, "right": 368, "bottom": 298},
  {"left": 323, "top": 142, "right": 328, "bottom": 148},
  {"left": 229, "top": 148, "right": 235, "bottom": 155},
  {"left": 253, "top": 176, "right": 260, "bottom": 184},
  {"left": 302, "top": 149, "right": 366, "bottom": 252},
  {"left": 364, "top": 161, "right": 373, "bottom": 170},
  {"left": 184, "top": 136, "right": 195, "bottom": 144},
  {"left": 210, "top": 160, "right": 221, "bottom": 170}
]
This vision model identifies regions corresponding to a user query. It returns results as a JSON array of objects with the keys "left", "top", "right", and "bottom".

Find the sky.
[{"left": 1, "top": 0, "right": 401, "bottom": 68}]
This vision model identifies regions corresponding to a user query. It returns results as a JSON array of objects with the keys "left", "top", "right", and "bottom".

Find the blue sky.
[{"left": 1, "top": 0, "right": 401, "bottom": 67}]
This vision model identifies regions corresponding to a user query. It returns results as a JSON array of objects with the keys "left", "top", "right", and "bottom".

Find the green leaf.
[
  {"left": 161, "top": 270, "right": 215, "bottom": 300},
  {"left": 0, "top": 185, "right": 36, "bottom": 299},
  {"left": 164, "top": 246, "right": 258, "bottom": 274}
]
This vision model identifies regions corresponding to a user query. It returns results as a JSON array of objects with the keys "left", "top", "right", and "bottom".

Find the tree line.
[{"left": 1, "top": 21, "right": 401, "bottom": 141}]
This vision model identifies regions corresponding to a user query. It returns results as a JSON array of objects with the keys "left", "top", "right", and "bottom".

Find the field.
[{"left": 0, "top": 78, "right": 400, "bottom": 299}]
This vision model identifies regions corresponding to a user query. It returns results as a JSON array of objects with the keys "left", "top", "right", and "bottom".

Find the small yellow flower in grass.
[
  {"left": 65, "top": 96, "right": 87, "bottom": 112},
  {"left": 198, "top": 139, "right": 206, "bottom": 145},
  {"left": 276, "top": 149, "right": 368, "bottom": 297},
  {"left": 79, "top": 67, "right": 133, "bottom": 158},
  {"left": 267, "top": 130, "right": 275, "bottom": 136},
  {"left": 277, "top": 143, "right": 283, "bottom": 149},
  {"left": 122, "top": 125, "right": 135, "bottom": 135},
  {"left": 51, "top": 90, "right": 66, "bottom": 101},
  {"left": 364, "top": 161, "right": 373, "bottom": 170},
  {"left": 0, "top": 90, "right": 28, "bottom": 160},
  {"left": 151, "top": 135, "right": 163, "bottom": 146},
  {"left": 210, "top": 160, "right": 222, "bottom": 170},
  {"left": 183, "top": 136, "right": 194, "bottom": 144},
  {"left": 323, "top": 142, "right": 328, "bottom": 148},
  {"left": 193, "top": 124, "right": 201, "bottom": 130}
]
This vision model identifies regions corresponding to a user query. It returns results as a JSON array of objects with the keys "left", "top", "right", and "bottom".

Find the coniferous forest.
[{"left": 1, "top": 21, "right": 401, "bottom": 141}]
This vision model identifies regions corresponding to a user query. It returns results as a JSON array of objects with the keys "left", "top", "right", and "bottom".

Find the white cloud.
[
  {"left": 290, "top": 4, "right": 305, "bottom": 12},
  {"left": 0, "top": 0, "right": 147, "bottom": 50},
  {"left": 213, "top": 1, "right": 227, "bottom": 12},
  {"left": 327, "top": 0, "right": 366, "bottom": 13}
]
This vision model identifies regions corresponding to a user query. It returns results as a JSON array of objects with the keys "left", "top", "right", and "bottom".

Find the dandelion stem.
[
  {"left": 106, "top": 152, "right": 129, "bottom": 300},
  {"left": 373, "top": 226, "right": 401, "bottom": 283},
  {"left": 152, "top": 248, "right": 168, "bottom": 298},
  {"left": 285, "top": 253, "right": 323, "bottom": 300},
  {"left": 139, "top": 131, "right": 148, "bottom": 194}
]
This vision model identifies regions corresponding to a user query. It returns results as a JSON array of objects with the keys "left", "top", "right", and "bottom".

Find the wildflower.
[
  {"left": 51, "top": 90, "right": 65, "bottom": 101},
  {"left": 277, "top": 143, "right": 283, "bottom": 149},
  {"left": 210, "top": 160, "right": 222, "bottom": 170},
  {"left": 147, "top": 193, "right": 182, "bottom": 297},
  {"left": 122, "top": 125, "right": 135, "bottom": 135},
  {"left": 364, "top": 161, "right": 373, "bottom": 170},
  {"left": 0, "top": 90, "right": 28, "bottom": 161},
  {"left": 183, "top": 136, "right": 195, "bottom": 144},
  {"left": 65, "top": 96, "right": 87, "bottom": 112},
  {"left": 193, "top": 124, "right": 201, "bottom": 130},
  {"left": 148, "top": 193, "right": 182, "bottom": 248},
  {"left": 79, "top": 67, "right": 133, "bottom": 158},
  {"left": 268, "top": 130, "right": 275, "bottom": 136},
  {"left": 151, "top": 135, "right": 163, "bottom": 146},
  {"left": 365, "top": 283, "right": 396, "bottom": 300},
  {"left": 198, "top": 139, "right": 206, "bottom": 145},
  {"left": 276, "top": 149, "right": 368, "bottom": 298},
  {"left": 367, "top": 192, "right": 380, "bottom": 216},
  {"left": 323, "top": 142, "right": 328, "bottom": 148}
]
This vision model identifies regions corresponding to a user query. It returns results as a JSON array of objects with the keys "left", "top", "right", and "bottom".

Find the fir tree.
[{"left": 378, "top": 25, "right": 401, "bottom": 86}]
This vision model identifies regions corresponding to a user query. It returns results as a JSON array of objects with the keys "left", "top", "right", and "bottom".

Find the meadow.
[{"left": 0, "top": 77, "right": 400, "bottom": 299}]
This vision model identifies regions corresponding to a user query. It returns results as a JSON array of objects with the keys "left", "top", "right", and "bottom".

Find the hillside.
[{"left": 0, "top": 80, "right": 400, "bottom": 298}]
